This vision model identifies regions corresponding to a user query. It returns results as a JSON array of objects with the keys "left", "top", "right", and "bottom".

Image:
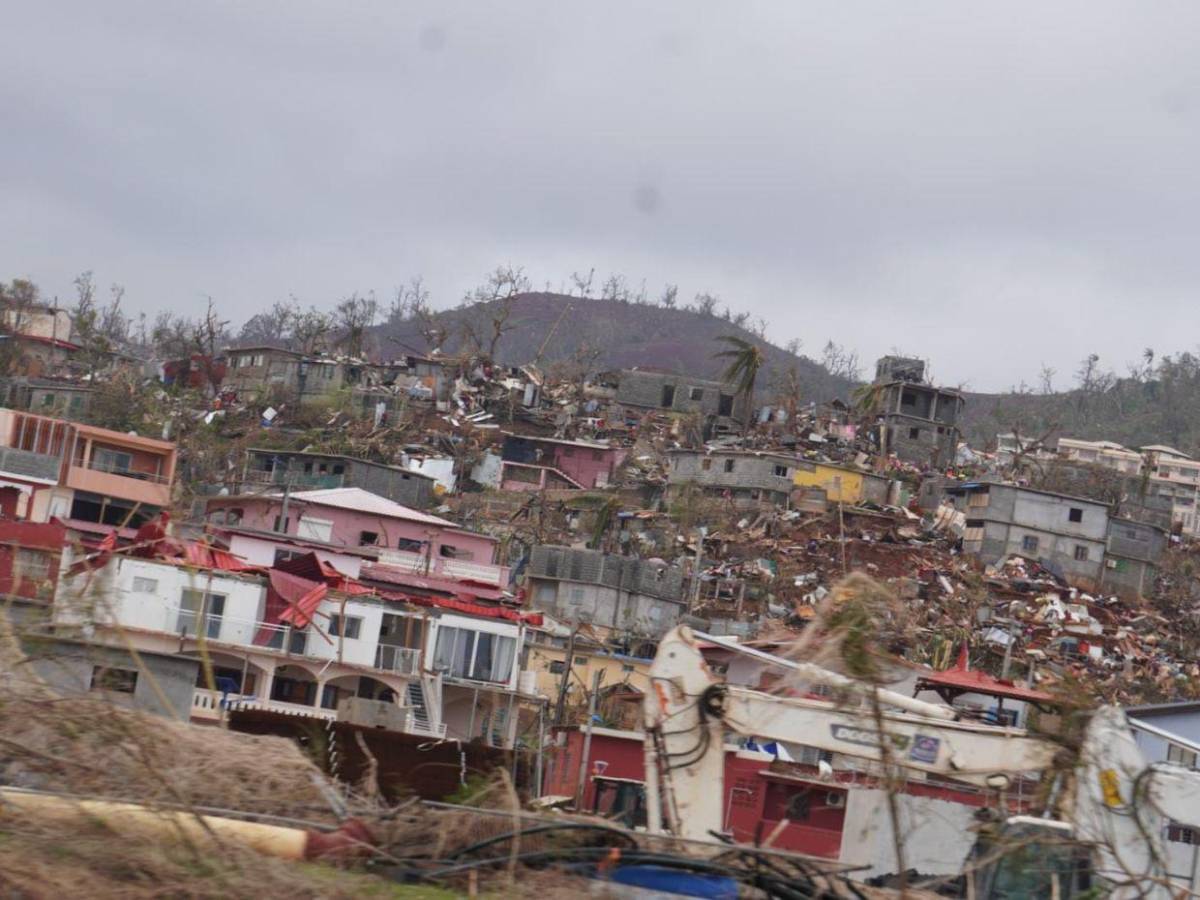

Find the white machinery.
[{"left": 643, "top": 625, "right": 1200, "bottom": 898}]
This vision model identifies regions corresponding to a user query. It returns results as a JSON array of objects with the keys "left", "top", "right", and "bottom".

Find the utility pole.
[
  {"left": 573, "top": 668, "right": 603, "bottom": 811},
  {"left": 553, "top": 624, "right": 579, "bottom": 726},
  {"left": 278, "top": 479, "right": 292, "bottom": 534},
  {"left": 689, "top": 527, "right": 706, "bottom": 613}
]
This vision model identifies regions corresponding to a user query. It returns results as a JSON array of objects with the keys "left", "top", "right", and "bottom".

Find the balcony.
[
  {"left": 65, "top": 458, "right": 172, "bottom": 507},
  {"left": 375, "top": 548, "right": 508, "bottom": 587},
  {"left": 162, "top": 606, "right": 309, "bottom": 656},
  {"left": 191, "top": 688, "right": 446, "bottom": 736},
  {"left": 374, "top": 645, "right": 421, "bottom": 676}
]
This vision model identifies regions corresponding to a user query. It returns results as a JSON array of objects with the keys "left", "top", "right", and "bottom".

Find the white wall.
[{"left": 227, "top": 532, "right": 363, "bottom": 578}]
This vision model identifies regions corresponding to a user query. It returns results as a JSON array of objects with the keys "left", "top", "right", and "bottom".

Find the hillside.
[{"left": 374, "top": 292, "right": 857, "bottom": 401}]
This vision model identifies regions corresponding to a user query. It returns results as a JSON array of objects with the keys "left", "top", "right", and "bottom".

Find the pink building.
[
  {"left": 499, "top": 433, "right": 627, "bottom": 491},
  {"left": 205, "top": 487, "right": 507, "bottom": 585},
  {"left": 0, "top": 408, "right": 176, "bottom": 526}
]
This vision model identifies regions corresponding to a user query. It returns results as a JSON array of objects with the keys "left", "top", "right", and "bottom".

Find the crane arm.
[{"left": 645, "top": 626, "right": 1058, "bottom": 841}]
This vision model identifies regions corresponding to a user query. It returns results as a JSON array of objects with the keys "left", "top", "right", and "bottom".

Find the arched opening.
[
  {"left": 319, "top": 674, "right": 397, "bottom": 711},
  {"left": 270, "top": 663, "right": 318, "bottom": 706}
]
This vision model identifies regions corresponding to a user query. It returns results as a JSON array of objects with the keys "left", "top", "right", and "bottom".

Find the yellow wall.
[
  {"left": 792, "top": 463, "right": 864, "bottom": 504},
  {"left": 526, "top": 642, "right": 650, "bottom": 702}
]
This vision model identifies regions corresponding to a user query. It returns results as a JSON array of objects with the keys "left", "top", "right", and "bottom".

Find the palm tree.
[{"left": 713, "top": 335, "right": 764, "bottom": 433}]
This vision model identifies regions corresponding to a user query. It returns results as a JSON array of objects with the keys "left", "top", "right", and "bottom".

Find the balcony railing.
[
  {"left": 192, "top": 687, "right": 448, "bottom": 736},
  {"left": 162, "top": 606, "right": 307, "bottom": 655},
  {"left": 375, "top": 645, "right": 421, "bottom": 675},
  {"left": 375, "top": 549, "right": 507, "bottom": 587},
  {"left": 80, "top": 457, "right": 172, "bottom": 484}
]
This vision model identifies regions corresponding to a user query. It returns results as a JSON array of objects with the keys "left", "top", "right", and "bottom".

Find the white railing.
[
  {"left": 375, "top": 549, "right": 507, "bottom": 586},
  {"left": 163, "top": 606, "right": 307, "bottom": 655},
  {"left": 405, "top": 710, "right": 447, "bottom": 738},
  {"left": 375, "top": 645, "right": 421, "bottom": 676}
]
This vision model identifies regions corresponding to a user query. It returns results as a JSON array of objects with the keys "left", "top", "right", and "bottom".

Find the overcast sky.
[{"left": 4, "top": 2, "right": 1199, "bottom": 391}]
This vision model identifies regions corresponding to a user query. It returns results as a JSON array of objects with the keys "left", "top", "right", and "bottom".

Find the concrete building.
[
  {"left": 615, "top": 368, "right": 749, "bottom": 431},
  {"left": 1058, "top": 438, "right": 1144, "bottom": 475},
  {"left": 1141, "top": 445, "right": 1200, "bottom": 536},
  {"left": 946, "top": 481, "right": 1110, "bottom": 589},
  {"left": 0, "top": 377, "right": 96, "bottom": 422},
  {"left": 243, "top": 448, "right": 436, "bottom": 509},
  {"left": 791, "top": 461, "right": 890, "bottom": 507},
  {"left": 526, "top": 545, "right": 686, "bottom": 638},
  {"left": 498, "top": 433, "right": 628, "bottom": 491},
  {"left": 867, "top": 357, "right": 964, "bottom": 469},
  {"left": 1102, "top": 517, "right": 1168, "bottom": 599},
  {"left": 205, "top": 486, "right": 508, "bottom": 586},
  {"left": 51, "top": 551, "right": 534, "bottom": 748},
  {"left": 0, "top": 408, "right": 176, "bottom": 527},
  {"left": 222, "top": 346, "right": 358, "bottom": 403},
  {"left": 667, "top": 449, "right": 795, "bottom": 509}
]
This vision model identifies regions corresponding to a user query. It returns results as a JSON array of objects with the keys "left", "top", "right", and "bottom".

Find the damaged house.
[
  {"left": 869, "top": 356, "right": 964, "bottom": 469},
  {"left": 667, "top": 448, "right": 796, "bottom": 510},
  {"left": 614, "top": 368, "right": 749, "bottom": 432},
  {"left": 526, "top": 545, "right": 686, "bottom": 638},
  {"left": 241, "top": 448, "right": 436, "bottom": 509},
  {"left": 496, "top": 433, "right": 627, "bottom": 491}
]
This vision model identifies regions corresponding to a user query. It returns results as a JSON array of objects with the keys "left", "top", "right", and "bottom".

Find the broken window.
[
  {"left": 328, "top": 614, "right": 362, "bottom": 640},
  {"left": 723, "top": 459, "right": 735, "bottom": 473},
  {"left": 660, "top": 385, "right": 676, "bottom": 408},
  {"left": 397, "top": 537, "right": 424, "bottom": 553},
  {"left": 701, "top": 458, "right": 713, "bottom": 471},
  {"left": 90, "top": 666, "right": 138, "bottom": 694},
  {"left": 689, "top": 387, "right": 704, "bottom": 401},
  {"left": 773, "top": 465, "right": 789, "bottom": 478},
  {"left": 1074, "top": 545, "right": 1089, "bottom": 562},
  {"left": 718, "top": 394, "right": 734, "bottom": 416},
  {"left": 908, "top": 427, "right": 921, "bottom": 440},
  {"left": 1068, "top": 508, "right": 1083, "bottom": 523},
  {"left": 548, "top": 660, "right": 565, "bottom": 674},
  {"left": 1021, "top": 535, "right": 1040, "bottom": 553},
  {"left": 359, "top": 530, "right": 380, "bottom": 547},
  {"left": 901, "top": 390, "right": 917, "bottom": 406}
]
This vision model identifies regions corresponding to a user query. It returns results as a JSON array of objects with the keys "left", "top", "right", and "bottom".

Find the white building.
[{"left": 53, "top": 551, "right": 537, "bottom": 748}]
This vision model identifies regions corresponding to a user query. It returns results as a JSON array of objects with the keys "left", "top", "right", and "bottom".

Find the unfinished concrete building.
[
  {"left": 526, "top": 546, "right": 686, "bottom": 638},
  {"left": 872, "top": 356, "right": 964, "bottom": 469},
  {"left": 666, "top": 449, "right": 795, "bottom": 510},
  {"left": 241, "top": 449, "right": 436, "bottom": 508},
  {"left": 615, "top": 369, "right": 749, "bottom": 431}
]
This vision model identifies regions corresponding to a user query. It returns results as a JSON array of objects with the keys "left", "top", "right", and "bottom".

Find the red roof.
[{"left": 916, "top": 645, "right": 1056, "bottom": 705}]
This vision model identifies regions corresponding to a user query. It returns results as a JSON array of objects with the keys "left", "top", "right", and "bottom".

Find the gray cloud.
[{"left": 3, "top": 1, "right": 1200, "bottom": 390}]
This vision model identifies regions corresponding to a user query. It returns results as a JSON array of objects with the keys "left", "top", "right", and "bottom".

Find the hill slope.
[{"left": 375, "top": 292, "right": 856, "bottom": 401}]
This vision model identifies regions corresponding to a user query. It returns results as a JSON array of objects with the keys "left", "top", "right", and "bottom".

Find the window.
[
  {"left": 1068, "top": 507, "right": 1084, "bottom": 523},
  {"left": 1168, "top": 823, "right": 1197, "bottom": 845},
  {"left": 701, "top": 458, "right": 712, "bottom": 471},
  {"left": 1073, "top": 545, "right": 1090, "bottom": 562},
  {"left": 1021, "top": 535, "right": 1040, "bottom": 553},
  {"left": 901, "top": 390, "right": 917, "bottom": 406},
  {"left": 396, "top": 537, "right": 424, "bottom": 553},
  {"left": 621, "top": 664, "right": 635, "bottom": 673},
  {"left": 177, "top": 589, "right": 225, "bottom": 639},
  {"left": 40, "top": 392, "right": 56, "bottom": 409},
  {"left": 15, "top": 548, "right": 52, "bottom": 581},
  {"left": 908, "top": 427, "right": 921, "bottom": 440},
  {"left": 574, "top": 656, "right": 588, "bottom": 665},
  {"left": 296, "top": 516, "right": 333, "bottom": 542},
  {"left": 660, "top": 385, "right": 676, "bottom": 408},
  {"left": 93, "top": 447, "right": 133, "bottom": 475},
  {"left": 773, "top": 465, "right": 789, "bottom": 478},
  {"left": 273, "top": 548, "right": 302, "bottom": 564},
  {"left": 327, "top": 614, "right": 362, "bottom": 640},
  {"left": 1168, "top": 743, "right": 1198, "bottom": 769},
  {"left": 131, "top": 576, "right": 159, "bottom": 593},
  {"left": 433, "top": 626, "right": 517, "bottom": 683},
  {"left": 273, "top": 515, "right": 290, "bottom": 533},
  {"left": 723, "top": 459, "right": 735, "bottom": 473},
  {"left": 548, "top": 659, "right": 565, "bottom": 674},
  {"left": 689, "top": 387, "right": 704, "bottom": 401},
  {"left": 718, "top": 394, "right": 734, "bottom": 416},
  {"left": 359, "top": 531, "right": 380, "bottom": 547},
  {"left": 440, "top": 545, "right": 474, "bottom": 560},
  {"left": 90, "top": 666, "right": 138, "bottom": 694}
]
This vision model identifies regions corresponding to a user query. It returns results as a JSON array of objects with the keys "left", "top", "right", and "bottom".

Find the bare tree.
[
  {"left": 600, "top": 273, "right": 630, "bottom": 302},
  {"left": 289, "top": 307, "right": 333, "bottom": 355},
  {"left": 692, "top": 292, "right": 720, "bottom": 317},
  {"left": 0, "top": 277, "right": 42, "bottom": 375},
  {"left": 784, "top": 337, "right": 803, "bottom": 357},
  {"left": 238, "top": 300, "right": 297, "bottom": 346},
  {"left": 459, "top": 265, "right": 530, "bottom": 359},
  {"left": 570, "top": 268, "right": 595, "bottom": 298},
  {"left": 387, "top": 277, "right": 429, "bottom": 326},
  {"left": 659, "top": 284, "right": 678, "bottom": 308},
  {"left": 821, "top": 340, "right": 862, "bottom": 380},
  {"left": 71, "top": 272, "right": 129, "bottom": 376},
  {"left": 1038, "top": 363, "right": 1056, "bottom": 395},
  {"left": 334, "top": 292, "right": 379, "bottom": 359}
]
